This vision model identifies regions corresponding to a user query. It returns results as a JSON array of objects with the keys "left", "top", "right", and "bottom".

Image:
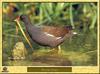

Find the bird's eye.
[
  {"left": 20, "top": 15, "right": 24, "bottom": 18},
  {"left": 20, "top": 15, "right": 26, "bottom": 20}
]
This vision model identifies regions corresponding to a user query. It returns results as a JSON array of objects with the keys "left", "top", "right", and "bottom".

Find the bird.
[{"left": 15, "top": 15, "right": 77, "bottom": 54}]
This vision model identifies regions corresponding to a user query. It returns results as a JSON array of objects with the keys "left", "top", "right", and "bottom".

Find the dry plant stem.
[
  {"left": 83, "top": 50, "right": 97, "bottom": 54},
  {"left": 16, "top": 25, "right": 19, "bottom": 35},
  {"left": 14, "top": 19, "right": 33, "bottom": 50}
]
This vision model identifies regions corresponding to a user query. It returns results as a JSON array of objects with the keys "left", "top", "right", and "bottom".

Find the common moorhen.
[{"left": 16, "top": 15, "right": 77, "bottom": 53}]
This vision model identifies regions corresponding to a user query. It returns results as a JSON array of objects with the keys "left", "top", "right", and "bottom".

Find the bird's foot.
[
  {"left": 48, "top": 49, "right": 58, "bottom": 54},
  {"left": 47, "top": 48, "right": 62, "bottom": 55}
]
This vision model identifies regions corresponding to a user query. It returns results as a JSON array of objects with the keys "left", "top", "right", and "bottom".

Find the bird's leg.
[
  {"left": 47, "top": 47, "right": 57, "bottom": 54},
  {"left": 58, "top": 45, "right": 61, "bottom": 54},
  {"left": 48, "top": 47, "right": 56, "bottom": 52},
  {"left": 49, "top": 46, "right": 61, "bottom": 54},
  {"left": 47, "top": 46, "right": 61, "bottom": 55}
]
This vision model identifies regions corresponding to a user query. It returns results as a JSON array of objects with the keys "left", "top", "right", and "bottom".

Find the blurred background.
[{"left": 2, "top": 2, "right": 97, "bottom": 66}]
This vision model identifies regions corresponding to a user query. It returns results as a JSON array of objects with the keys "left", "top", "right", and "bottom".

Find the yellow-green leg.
[
  {"left": 48, "top": 45, "right": 61, "bottom": 54},
  {"left": 58, "top": 45, "right": 61, "bottom": 54}
]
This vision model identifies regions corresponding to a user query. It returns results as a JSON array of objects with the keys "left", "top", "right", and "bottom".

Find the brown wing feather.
[{"left": 42, "top": 26, "right": 69, "bottom": 37}]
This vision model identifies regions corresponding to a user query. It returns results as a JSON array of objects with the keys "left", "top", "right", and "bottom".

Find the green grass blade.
[
  {"left": 69, "top": 3, "right": 75, "bottom": 28},
  {"left": 89, "top": 13, "right": 97, "bottom": 29}
]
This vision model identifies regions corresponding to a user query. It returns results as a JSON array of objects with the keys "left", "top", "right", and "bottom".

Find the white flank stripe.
[
  {"left": 44, "top": 32, "right": 62, "bottom": 39},
  {"left": 44, "top": 32, "right": 55, "bottom": 37}
]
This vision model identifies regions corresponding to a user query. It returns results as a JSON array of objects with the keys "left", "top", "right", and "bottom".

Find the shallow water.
[{"left": 2, "top": 30, "right": 97, "bottom": 66}]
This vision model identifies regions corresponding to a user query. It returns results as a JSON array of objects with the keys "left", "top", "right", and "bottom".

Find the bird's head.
[
  {"left": 15, "top": 15, "right": 29, "bottom": 22},
  {"left": 14, "top": 14, "right": 32, "bottom": 26},
  {"left": 20, "top": 15, "right": 28, "bottom": 21}
]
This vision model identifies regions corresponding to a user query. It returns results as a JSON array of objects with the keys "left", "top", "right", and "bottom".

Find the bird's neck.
[
  {"left": 23, "top": 19, "right": 35, "bottom": 28},
  {"left": 23, "top": 20, "right": 32, "bottom": 26}
]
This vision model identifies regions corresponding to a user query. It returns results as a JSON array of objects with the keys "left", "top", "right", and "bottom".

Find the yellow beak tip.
[{"left": 14, "top": 19, "right": 17, "bottom": 21}]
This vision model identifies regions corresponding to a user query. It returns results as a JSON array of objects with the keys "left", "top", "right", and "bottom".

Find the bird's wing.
[
  {"left": 43, "top": 32, "right": 62, "bottom": 39},
  {"left": 41, "top": 26, "right": 69, "bottom": 37}
]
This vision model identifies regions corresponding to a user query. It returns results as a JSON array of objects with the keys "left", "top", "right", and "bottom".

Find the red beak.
[{"left": 16, "top": 16, "right": 20, "bottom": 20}]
